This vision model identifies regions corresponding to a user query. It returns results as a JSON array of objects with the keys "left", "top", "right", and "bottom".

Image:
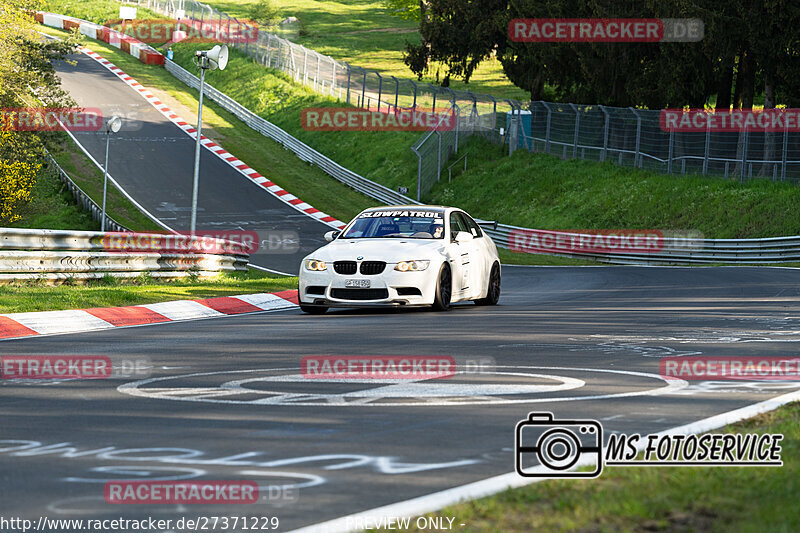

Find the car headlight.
[
  {"left": 304, "top": 259, "right": 327, "bottom": 271},
  {"left": 394, "top": 260, "right": 430, "bottom": 272}
]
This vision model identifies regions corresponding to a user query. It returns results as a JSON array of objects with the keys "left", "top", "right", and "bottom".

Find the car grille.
[
  {"left": 359, "top": 261, "right": 386, "bottom": 275},
  {"left": 330, "top": 288, "right": 389, "bottom": 300},
  {"left": 333, "top": 261, "right": 357, "bottom": 275}
]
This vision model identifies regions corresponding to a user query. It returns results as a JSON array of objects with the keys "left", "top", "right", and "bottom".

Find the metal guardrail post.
[
  {"left": 416, "top": 153, "right": 423, "bottom": 202},
  {"left": 486, "top": 96, "right": 497, "bottom": 142},
  {"left": 782, "top": 110, "right": 789, "bottom": 181},
  {"left": 569, "top": 103, "right": 579, "bottom": 159},
  {"left": 543, "top": 101, "right": 552, "bottom": 154},
  {"left": 361, "top": 68, "right": 367, "bottom": 109},
  {"left": 506, "top": 102, "right": 519, "bottom": 156},
  {"left": 600, "top": 105, "right": 610, "bottom": 162},
  {"left": 265, "top": 33, "right": 273, "bottom": 67},
  {"left": 345, "top": 63, "right": 351, "bottom": 105},
  {"left": 667, "top": 128, "right": 674, "bottom": 174},
  {"left": 376, "top": 73, "right": 383, "bottom": 111},
  {"left": 703, "top": 114, "right": 711, "bottom": 175},
  {"left": 330, "top": 58, "right": 337, "bottom": 96},
  {"left": 437, "top": 131, "right": 442, "bottom": 182},
  {"left": 302, "top": 48, "right": 308, "bottom": 85},
  {"left": 630, "top": 107, "right": 641, "bottom": 168},
  {"left": 392, "top": 76, "right": 399, "bottom": 111},
  {"left": 410, "top": 80, "right": 417, "bottom": 110},
  {"left": 314, "top": 54, "right": 321, "bottom": 91},
  {"left": 288, "top": 43, "right": 298, "bottom": 80},
  {"left": 741, "top": 128, "right": 749, "bottom": 182},
  {"left": 454, "top": 106, "right": 460, "bottom": 154}
]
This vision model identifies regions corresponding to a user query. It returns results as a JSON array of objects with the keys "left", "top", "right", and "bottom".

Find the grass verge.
[
  {"left": 429, "top": 138, "right": 800, "bottom": 239},
  {"left": 41, "top": 0, "right": 162, "bottom": 24},
  {"left": 0, "top": 270, "right": 297, "bottom": 313},
  {"left": 10, "top": 161, "right": 98, "bottom": 231},
  {"left": 388, "top": 401, "right": 800, "bottom": 532}
]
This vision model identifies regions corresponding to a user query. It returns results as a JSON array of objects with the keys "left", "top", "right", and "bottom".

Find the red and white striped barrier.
[
  {"left": 35, "top": 11, "right": 164, "bottom": 65},
  {"left": 0, "top": 290, "right": 299, "bottom": 340}
]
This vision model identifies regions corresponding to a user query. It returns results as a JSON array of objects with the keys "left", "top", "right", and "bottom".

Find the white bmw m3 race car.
[{"left": 298, "top": 206, "right": 501, "bottom": 313}]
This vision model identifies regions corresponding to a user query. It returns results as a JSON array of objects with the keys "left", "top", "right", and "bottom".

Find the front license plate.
[{"left": 345, "top": 279, "right": 370, "bottom": 288}]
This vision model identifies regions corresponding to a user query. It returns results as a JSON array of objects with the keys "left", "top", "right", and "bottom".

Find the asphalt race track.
[
  {"left": 6, "top": 44, "right": 799, "bottom": 532},
  {"left": 2, "top": 266, "right": 800, "bottom": 531},
  {"left": 52, "top": 50, "right": 334, "bottom": 275}
]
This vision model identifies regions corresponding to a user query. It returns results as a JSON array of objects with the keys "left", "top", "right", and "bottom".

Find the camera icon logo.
[{"left": 515, "top": 412, "right": 603, "bottom": 478}]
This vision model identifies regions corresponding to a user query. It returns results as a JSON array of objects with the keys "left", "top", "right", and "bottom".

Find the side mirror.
[
  {"left": 324, "top": 230, "right": 340, "bottom": 242},
  {"left": 454, "top": 231, "right": 473, "bottom": 243}
]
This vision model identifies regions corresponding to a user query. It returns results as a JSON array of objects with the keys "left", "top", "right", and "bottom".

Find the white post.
[
  {"left": 101, "top": 132, "right": 110, "bottom": 232},
  {"left": 190, "top": 67, "right": 206, "bottom": 234}
]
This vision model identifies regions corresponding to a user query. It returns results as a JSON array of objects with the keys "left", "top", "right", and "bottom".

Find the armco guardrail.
[
  {"left": 0, "top": 228, "right": 249, "bottom": 283},
  {"left": 45, "top": 152, "right": 130, "bottom": 233},
  {"left": 482, "top": 224, "right": 800, "bottom": 265},
  {"left": 165, "top": 59, "right": 419, "bottom": 207}
]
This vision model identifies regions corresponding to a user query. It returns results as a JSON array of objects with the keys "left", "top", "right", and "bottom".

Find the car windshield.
[{"left": 342, "top": 211, "right": 445, "bottom": 239}]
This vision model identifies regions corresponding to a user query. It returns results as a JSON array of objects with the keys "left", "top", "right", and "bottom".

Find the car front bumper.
[{"left": 299, "top": 267, "right": 438, "bottom": 307}]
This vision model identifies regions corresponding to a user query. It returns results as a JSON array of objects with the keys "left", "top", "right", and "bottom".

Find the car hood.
[{"left": 308, "top": 238, "right": 445, "bottom": 262}]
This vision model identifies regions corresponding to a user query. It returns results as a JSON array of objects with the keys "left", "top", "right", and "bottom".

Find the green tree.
[
  {"left": 405, "top": 0, "right": 800, "bottom": 109},
  {"left": 0, "top": 0, "right": 77, "bottom": 223}
]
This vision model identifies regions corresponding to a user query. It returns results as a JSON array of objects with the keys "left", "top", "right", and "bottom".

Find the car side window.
[
  {"left": 462, "top": 213, "right": 483, "bottom": 238},
  {"left": 449, "top": 212, "right": 468, "bottom": 239}
]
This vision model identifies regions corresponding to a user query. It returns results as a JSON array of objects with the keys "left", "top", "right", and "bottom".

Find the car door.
[
  {"left": 461, "top": 213, "right": 490, "bottom": 296},
  {"left": 448, "top": 211, "right": 481, "bottom": 299}
]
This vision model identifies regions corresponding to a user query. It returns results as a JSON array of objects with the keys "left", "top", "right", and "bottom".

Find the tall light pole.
[
  {"left": 101, "top": 115, "right": 123, "bottom": 232},
  {"left": 190, "top": 44, "right": 228, "bottom": 234}
]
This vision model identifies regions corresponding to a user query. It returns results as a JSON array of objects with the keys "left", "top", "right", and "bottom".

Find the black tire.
[
  {"left": 432, "top": 263, "right": 452, "bottom": 311},
  {"left": 475, "top": 263, "right": 501, "bottom": 306},
  {"left": 300, "top": 304, "right": 328, "bottom": 314}
]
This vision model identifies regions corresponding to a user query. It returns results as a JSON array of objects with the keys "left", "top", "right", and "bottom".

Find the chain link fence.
[
  {"left": 123, "top": 0, "right": 800, "bottom": 197},
  {"left": 516, "top": 102, "right": 800, "bottom": 182}
]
